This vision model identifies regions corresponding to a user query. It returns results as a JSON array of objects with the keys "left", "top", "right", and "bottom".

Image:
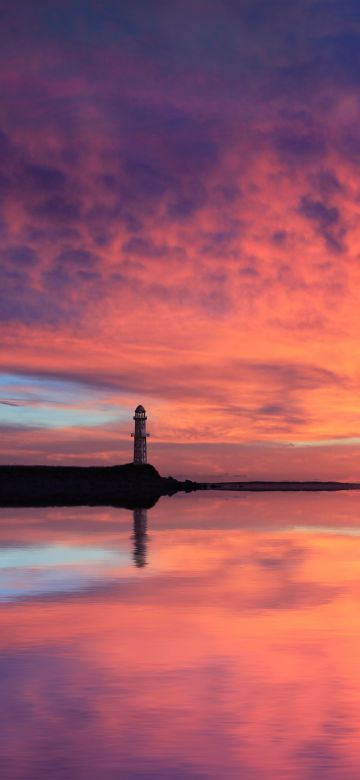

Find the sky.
[{"left": 1, "top": 0, "right": 360, "bottom": 479}]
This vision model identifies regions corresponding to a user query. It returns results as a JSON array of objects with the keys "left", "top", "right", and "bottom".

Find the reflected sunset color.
[{"left": 2, "top": 492, "right": 360, "bottom": 778}]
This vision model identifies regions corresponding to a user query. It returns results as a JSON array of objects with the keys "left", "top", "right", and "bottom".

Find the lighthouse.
[{"left": 131, "top": 405, "right": 149, "bottom": 464}]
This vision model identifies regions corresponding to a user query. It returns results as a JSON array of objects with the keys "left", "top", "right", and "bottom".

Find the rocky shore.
[
  {"left": 1, "top": 465, "right": 359, "bottom": 508},
  {"left": 0, "top": 463, "right": 197, "bottom": 508}
]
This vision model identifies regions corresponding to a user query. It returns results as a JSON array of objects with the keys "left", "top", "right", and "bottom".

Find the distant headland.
[{"left": 0, "top": 405, "right": 359, "bottom": 507}]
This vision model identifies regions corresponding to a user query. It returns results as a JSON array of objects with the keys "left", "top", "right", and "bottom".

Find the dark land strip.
[
  {"left": 0, "top": 464, "right": 195, "bottom": 509},
  {"left": 201, "top": 481, "right": 360, "bottom": 492},
  {"left": 0, "top": 464, "right": 359, "bottom": 508}
]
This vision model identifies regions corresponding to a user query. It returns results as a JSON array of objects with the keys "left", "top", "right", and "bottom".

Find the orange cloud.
[{"left": 1, "top": 0, "right": 360, "bottom": 477}]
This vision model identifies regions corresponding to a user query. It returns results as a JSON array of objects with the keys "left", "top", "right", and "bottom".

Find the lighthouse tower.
[{"left": 131, "top": 405, "right": 149, "bottom": 464}]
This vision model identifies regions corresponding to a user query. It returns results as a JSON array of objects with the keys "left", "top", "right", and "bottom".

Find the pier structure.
[{"left": 131, "top": 405, "right": 149, "bottom": 464}]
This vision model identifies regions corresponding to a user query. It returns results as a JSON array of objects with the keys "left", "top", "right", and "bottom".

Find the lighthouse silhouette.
[{"left": 131, "top": 405, "right": 149, "bottom": 464}]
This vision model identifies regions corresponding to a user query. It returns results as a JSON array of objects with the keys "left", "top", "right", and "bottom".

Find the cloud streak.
[{"left": 1, "top": 0, "right": 360, "bottom": 474}]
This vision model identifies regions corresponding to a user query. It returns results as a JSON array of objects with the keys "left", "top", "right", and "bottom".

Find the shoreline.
[
  {"left": 0, "top": 464, "right": 195, "bottom": 508},
  {"left": 0, "top": 465, "right": 359, "bottom": 507},
  {"left": 201, "top": 480, "right": 360, "bottom": 492}
]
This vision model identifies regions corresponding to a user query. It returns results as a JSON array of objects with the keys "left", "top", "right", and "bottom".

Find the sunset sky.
[{"left": 1, "top": 0, "right": 360, "bottom": 479}]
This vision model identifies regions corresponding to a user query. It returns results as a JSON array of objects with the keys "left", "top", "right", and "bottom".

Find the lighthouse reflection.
[{"left": 132, "top": 508, "right": 148, "bottom": 567}]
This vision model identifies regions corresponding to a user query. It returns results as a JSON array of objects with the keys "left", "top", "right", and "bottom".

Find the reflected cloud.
[
  {"left": 1, "top": 495, "right": 360, "bottom": 777},
  {"left": 0, "top": 543, "right": 130, "bottom": 601}
]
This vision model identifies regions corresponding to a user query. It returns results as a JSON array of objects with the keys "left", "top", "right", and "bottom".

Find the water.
[{"left": 1, "top": 490, "right": 360, "bottom": 779}]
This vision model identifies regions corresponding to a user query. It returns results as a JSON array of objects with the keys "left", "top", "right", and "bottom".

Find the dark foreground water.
[{"left": 2, "top": 491, "right": 360, "bottom": 779}]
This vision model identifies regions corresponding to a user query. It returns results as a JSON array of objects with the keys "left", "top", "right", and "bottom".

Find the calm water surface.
[{"left": 1, "top": 491, "right": 360, "bottom": 779}]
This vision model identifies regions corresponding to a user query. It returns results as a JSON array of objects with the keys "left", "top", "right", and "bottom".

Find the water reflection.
[
  {"left": 133, "top": 507, "right": 148, "bottom": 568},
  {"left": 0, "top": 543, "right": 128, "bottom": 601},
  {"left": 1, "top": 492, "right": 360, "bottom": 778}
]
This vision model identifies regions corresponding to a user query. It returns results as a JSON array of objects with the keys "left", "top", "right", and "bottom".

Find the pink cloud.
[{"left": 1, "top": 1, "right": 360, "bottom": 475}]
